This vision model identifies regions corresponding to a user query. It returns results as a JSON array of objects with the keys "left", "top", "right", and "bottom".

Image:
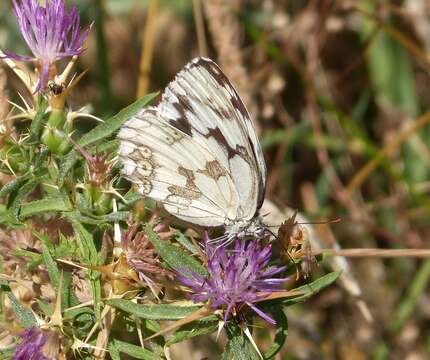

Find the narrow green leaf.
[
  {"left": 34, "top": 231, "right": 78, "bottom": 308},
  {"left": 0, "top": 348, "right": 15, "bottom": 359},
  {"left": 8, "top": 178, "right": 39, "bottom": 217},
  {"left": 108, "top": 342, "right": 121, "bottom": 360},
  {"left": 33, "top": 147, "right": 49, "bottom": 172},
  {"left": 223, "top": 324, "right": 260, "bottom": 360},
  {"left": 175, "top": 232, "right": 199, "bottom": 255},
  {"left": 0, "top": 176, "right": 28, "bottom": 198},
  {"left": 263, "top": 307, "right": 288, "bottom": 359},
  {"left": 41, "top": 242, "right": 60, "bottom": 289},
  {"left": 58, "top": 150, "right": 78, "bottom": 187},
  {"left": 12, "top": 249, "right": 42, "bottom": 262},
  {"left": 29, "top": 96, "right": 48, "bottom": 142},
  {"left": 109, "top": 339, "right": 162, "bottom": 360},
  {"left": 107, "top": 299, "right": 201, "bottom": 320},
  {"left": 144, "top": 224, "right": 207, "bottom": 277},
  {"left": 282, "top": 271, "right": 341, "bottom": 306},
  {"left": 7, "top": 292, "right": 37, "bottom": 328},
  {"left": 65, "top": 210, "right": 129, "bottom": 225},
  {"left": 19, "top": 196, "right": 71, "bottom": 219},
  {"left": 167, "top": 315, "right": 218, "bottom": 345},
  {"left": 72, "top": 223, "right": 101, "bottom": 319},
  {"left": 78, "top": 92, "right": 158, "bottom": 147}
]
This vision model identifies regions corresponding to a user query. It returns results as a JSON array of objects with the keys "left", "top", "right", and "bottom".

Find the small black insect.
[{"left": 48, "top": 81, "right": 65, "bottom": 95}]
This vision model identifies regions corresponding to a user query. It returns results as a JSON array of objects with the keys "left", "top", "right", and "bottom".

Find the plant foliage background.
[{"left": 1, "top": 0, "right": 430, "bottom": 359}]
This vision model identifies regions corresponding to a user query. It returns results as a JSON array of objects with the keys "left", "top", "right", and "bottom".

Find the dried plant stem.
[
  {"left": 0, "top": 64, "right": 8, "bottom": 119},
  {"left": 346, "top": 111, "right": 430, "bottom": 196},
  {"left": 203, "top": 0, "right": 259, "bottom": 132},
  {"left": 314, "top": 248, "right": 430, "bottom": 258},
  {"left": 193, "top": 0, "right": 207, "bottom": 56},
  {"left": 137, "top": 0, "right": 159, "bottom": 98}
]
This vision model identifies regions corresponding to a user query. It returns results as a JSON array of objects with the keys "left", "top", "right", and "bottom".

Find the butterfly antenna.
[{"left": 265, "top": 217, "right": 341, "bottom": 228}]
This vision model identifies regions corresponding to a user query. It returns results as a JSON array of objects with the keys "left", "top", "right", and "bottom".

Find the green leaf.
[
  {"left": 175, "top": 232, "right": 199, "bottom": 255},
  {"left": 223, "top": 323, "right": 261, "bottom": 360},
  {"left": 34, "top": 231, "right": 78, "bottom": 308},
  {"left": 0, "top": 348, "right": 15, "bottom": 359},
  {"left": 65, "top": 210, "right": 129, "bottom": 225},
  {"left": 167, "top": 315, "right": 218, "bottom": 345},
  {"left": 8, "top": 178, "right": 39, "bottom": 217},
  {"left": 72, "top": 223, "right": 101, "bottom": 319},
  {"left": 0, "top": 176, "right": 29, "bottom": 198},
  {"left": 78, "top": 93, "right": 158, "bottom": 147},
  {"left": 107, "top": 299, "right": 201, "bottom": 320},
  {"left": 7, "top": 292, "right": 37, "bottom": 328},
  {"left": 144, "top": 224, "right": 207, "bottom": 277},
  {"left": 19, "top": 196, "right": 72, "bottom": 219},
  {"left": 29, "top": 96, "right": 48, "bottom": 142},
  {"left": 58, "top": 150, "right": 78, "bottom": 187},
  {"left": 281, "top": 271, "right": 341, "bottom": 306},
  {"left": 263, "top": 307, "right": 288, "bottom": 359},
  {"left": 12, "top": 249, "right": 42, "bottom": 263},
  {"left": 108, "top": 343, "right": 121, "bottom": 360},
  {"left": 118, "top": 191, "right": 142, "bottom": 211},
  {"left": 109, "top": 339, "right": 162, "bottom": 360}
]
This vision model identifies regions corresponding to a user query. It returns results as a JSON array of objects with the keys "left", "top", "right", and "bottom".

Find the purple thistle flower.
[
  {"left": 177, "top": 237, "right": 289, "bottom": 324},
  {"left": 13, "top": 327, "right": 49, "bottom": 360},
  {"left": 4, "top": 0, "right": 90, "bottom": 91}
]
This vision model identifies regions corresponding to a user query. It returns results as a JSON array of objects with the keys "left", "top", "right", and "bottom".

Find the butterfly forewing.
[{"left": 118, "top": 57, "right": 266, "bottom": 230}]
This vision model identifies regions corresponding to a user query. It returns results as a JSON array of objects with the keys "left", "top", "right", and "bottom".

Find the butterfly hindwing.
[
  {"left": 160, "top": 57, "right": 266, "bottom": 219},
  {"left": 118, "top": 107, "right": 239, "bottom": 226}
]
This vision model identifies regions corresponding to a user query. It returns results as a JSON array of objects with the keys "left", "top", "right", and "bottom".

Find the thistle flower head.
[
  {"left": 13, "top": 326, "right": 60, "bottom": 360},
  {"left": 5, "top": 0, "right": 90, "bottom": 91},
  {"left": 121, "top": 216, "right": 173, "bottom": 279},
  {"left": 177, "top": 237, "right": 289, "bottom": 324}
]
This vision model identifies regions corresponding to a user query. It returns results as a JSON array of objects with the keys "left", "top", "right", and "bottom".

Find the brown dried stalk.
[
  {"left": 136, "top": 0, "right": 159, "bottom": 98},
  {"left": 0, "top": 64, "right": 8, "bottom": 119},
  {"left": 203, "top": 0, "right": 259, "bottom": 131},
  {"left": 314, "top": 248, "right": 430, "bottom": 258}
]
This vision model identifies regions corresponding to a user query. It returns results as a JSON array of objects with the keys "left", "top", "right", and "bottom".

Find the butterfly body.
[{"left": 118, "top": 57, "right": 268, "bottom": 244}]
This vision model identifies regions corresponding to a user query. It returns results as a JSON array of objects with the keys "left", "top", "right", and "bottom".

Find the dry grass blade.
[{"left": 136, "top": 0, "right": 159, "bottom": 98}]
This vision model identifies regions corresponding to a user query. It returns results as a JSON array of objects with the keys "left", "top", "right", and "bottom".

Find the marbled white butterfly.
[{"left": 118, "top": 57, "right": 268, "bottom": 244}]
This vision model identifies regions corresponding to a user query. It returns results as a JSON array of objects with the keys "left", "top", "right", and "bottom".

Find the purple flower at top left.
[{"left": 3, "top": 0, "right": 90, "bottom": 92}]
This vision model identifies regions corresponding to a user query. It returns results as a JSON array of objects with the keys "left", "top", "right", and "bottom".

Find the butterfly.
[{"left": 118, "top": 57, "right": 268, "bottom": 244}]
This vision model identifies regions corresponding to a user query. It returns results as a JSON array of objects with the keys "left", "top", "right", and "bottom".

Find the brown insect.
[{"left": 277, "top": 212, "right": 317, "bottom": 279}]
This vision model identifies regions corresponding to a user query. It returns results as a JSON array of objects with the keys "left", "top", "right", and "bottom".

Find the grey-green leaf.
[
  {"left": 144, "top": 224, "right": 207, "bottom": 277},
  {"left": 78, "top": 92, "right": 158, "bottom": 147},
  {"left": 109, "top": 339, "right": 162, "bottom": 360},
  {"left": 19, "top": 196, "right": 71, "bottom": 219},
  {"left": 282, "top": 271, "right": 341, "bottom": 306},
  {"left": 167, "top": 315, "right": 218, "bottom": 345},
  {"left": 7, "top": 292, "right": 37, "bottom": 328},
  {"left": 107, "top": 299, "right": 201, "bottom": 320},
  {"left": 223, "top": 324, "right": 261, "bottom": 360}
]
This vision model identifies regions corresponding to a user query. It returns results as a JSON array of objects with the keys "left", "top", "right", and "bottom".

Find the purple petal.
[
  {"left": 0, "top": 51, "right": 34, "bottom": 61},
  {"left": 246, "top": 302, "right": 276, "bottom": 325}
]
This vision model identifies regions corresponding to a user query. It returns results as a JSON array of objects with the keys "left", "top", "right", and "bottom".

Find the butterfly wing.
[
  {"left": 118, "top": 57, "right": 266, "bottom": 227},
  {"left": 118, "top": 107, "right": 240, "bottom": 227},
  {"left": 160, "top": 57, "right": 267, "bottom": 219}
]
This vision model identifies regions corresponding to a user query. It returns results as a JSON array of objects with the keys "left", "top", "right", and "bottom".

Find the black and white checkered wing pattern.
[{"left": 118, "top": 57, "right": 266, "bottom": 227}]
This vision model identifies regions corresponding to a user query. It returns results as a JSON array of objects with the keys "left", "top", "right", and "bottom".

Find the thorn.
[
  {"left": 216, "top": 319, "right": 225, "bottom": 341},
  {"left": 50, "top": 272, "right": 63, "bottom": 327},
  {"left": 242, "top": 324, "right": 263, "bottom": 360}
]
